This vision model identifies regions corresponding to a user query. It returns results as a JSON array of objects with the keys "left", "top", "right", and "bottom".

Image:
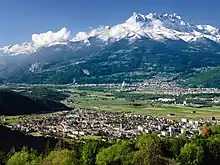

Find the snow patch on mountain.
[
  {"left": 29, "top": 62, "right": 44, "bottom": 73},
  {"left": 83, "top": 69, "right": 90, "bottom": 75}
]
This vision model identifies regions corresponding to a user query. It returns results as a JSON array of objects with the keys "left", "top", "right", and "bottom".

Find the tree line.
[{"left": 1, "top": 126, "right": 220, "bottom": 165}]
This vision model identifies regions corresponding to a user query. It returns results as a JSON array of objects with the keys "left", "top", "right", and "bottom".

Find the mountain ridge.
[
  {"left": 1, "top": 12, "right": 220, "bottom": 56},
  {"left": 0, "top": 12, "right": 220, "bottom": 87}
]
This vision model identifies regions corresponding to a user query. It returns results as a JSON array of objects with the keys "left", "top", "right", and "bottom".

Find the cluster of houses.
[
  {"left": 3, "top": 78, "right": 220, "bottom": 97},
  {"left": 4, "top": 109, "right": 219, "bottom": 140},
  {"left": 134, "top": 77, "right": 219, "bottom": 96}
]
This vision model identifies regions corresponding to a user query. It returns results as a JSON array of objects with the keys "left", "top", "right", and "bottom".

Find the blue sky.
[{"left": 0, "top": 0, "right": 220, "bottom": 47}]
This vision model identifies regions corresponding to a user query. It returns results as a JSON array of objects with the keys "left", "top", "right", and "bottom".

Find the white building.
[
  {"left": 181, "top": 128, "right": 186, "bottom": 134},
  {"left": 138, "top": 126, "right": 144, "bottom": 132},
  {"left": 181, "top": 118, "right": 188, "bottom": 123},
  {"left": 161, "top": 131, "right": 168, "bottom": 136}
]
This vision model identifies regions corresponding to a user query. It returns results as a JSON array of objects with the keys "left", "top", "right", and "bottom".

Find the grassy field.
[
  {"left": 63, "top": 88, "right": 220, "bottom": 120},
  {"left": 2, "top": 87, "right": 220, "bottom": 124}
]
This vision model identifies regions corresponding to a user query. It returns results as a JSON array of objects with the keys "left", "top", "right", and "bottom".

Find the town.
[
  {"left": 2, "top": 108, "right": 219, "bottom": 141},
  {"left": 2, "top": 79, "right": 220, "bottom": 142}
]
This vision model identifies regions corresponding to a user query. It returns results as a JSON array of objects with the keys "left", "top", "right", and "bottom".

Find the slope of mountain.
[
  {"left": 181, "top": 67, "right": 220, "bottom": 88},
  {"left": 0, "top": 13, "right": 220, "bottom": 87},
  {"left": 0, "top": 125, "right": 70, "bottom": 153},
  {"left": 0, "top": 89, "right": 68, "bottom": 115}
]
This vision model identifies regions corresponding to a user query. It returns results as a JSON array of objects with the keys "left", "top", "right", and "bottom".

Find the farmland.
[
  {"left": 64, "top": 87, "right": 220, "bottom": 120},
  {"left": 2, "top": 84, "right": 220, "bottom": 120}
]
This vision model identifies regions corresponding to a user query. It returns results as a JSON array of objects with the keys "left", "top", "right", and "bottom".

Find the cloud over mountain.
[
  {"left": 0, "top": 28, "right": 71, "bottom": 55},
  {"left": 32, "top": 27, "right": 71, "bottom": 46}
]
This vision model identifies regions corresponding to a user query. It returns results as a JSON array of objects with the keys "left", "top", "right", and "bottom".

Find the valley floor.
[
  {"left": 64, "top": 88, "right": 220, "bottom": 120},
  {"left": 2, "top": 83, "right": 220, "bottom": 141}
]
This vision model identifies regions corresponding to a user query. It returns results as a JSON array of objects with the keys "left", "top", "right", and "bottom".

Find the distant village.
[
  {"left": 3, "top": 75, "right": 220, "bottom": 96},
  {"left": 2, "top": 109, "right": 219, "bottom": 141}
]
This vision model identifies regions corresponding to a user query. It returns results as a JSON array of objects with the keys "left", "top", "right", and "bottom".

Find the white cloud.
[
  {"left": 0, "top": 43, "right": 34, "bottom": 55},
  {"left": 0, "top": 27, "right": 72, "bottom": 55},
  {"left": 32, "top": 27, "right": 71, "bottom": 46},
  {"left": 72, "top": 32, "right": 88, "bottom": 41},
  {"left": 72, "top": 26, "right": 111, "bottom": 42},
  {"left": 9, "top": 43, "right": 33, "bottom": 54}
]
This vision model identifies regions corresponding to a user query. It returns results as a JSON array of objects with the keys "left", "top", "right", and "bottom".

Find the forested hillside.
[
  {"left": 1, "top": 125, "right": 220, "bottom": 165},
  {"left": 0, "top": 89, "right": 68, "bottom": 115}
]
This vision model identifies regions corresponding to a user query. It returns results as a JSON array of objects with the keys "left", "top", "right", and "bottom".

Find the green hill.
[
  {"left": 181, "top": 67, "right": 220, "bottom": 88},
  {"left": 0, "top": 89, "right": 69, "bottom": 115}
]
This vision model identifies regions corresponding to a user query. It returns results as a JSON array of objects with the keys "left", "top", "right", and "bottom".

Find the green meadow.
[{"left": 65, "top": 88, "right": 220, "bottom": 120}]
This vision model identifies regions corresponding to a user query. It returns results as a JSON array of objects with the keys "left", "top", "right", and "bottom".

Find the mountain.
[
  {"left": 0, "top": 89, "right": 68, "bottom": 115},
  {"left": 72, "top": 12, "right": 220, "bottom": 43},
  {"left": 0, "top": 13, "right": 220, "bottom": 87}
]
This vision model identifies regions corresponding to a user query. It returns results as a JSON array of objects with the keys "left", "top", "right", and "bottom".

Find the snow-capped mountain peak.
[
  {"left": 126, "top": 12, "right": 147, "bottom": 23},
  {"left": 126, "top": 12, "right": 186, "bottom": 28},
  {"left": 72, "top": 12, "right": 220, "bottom": 44},
  {"left": 72, "top": 13, "right": 190, "bottom": 43},
  {"left": 1, "top": 13, "right": 220, "bottom": 56}
]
